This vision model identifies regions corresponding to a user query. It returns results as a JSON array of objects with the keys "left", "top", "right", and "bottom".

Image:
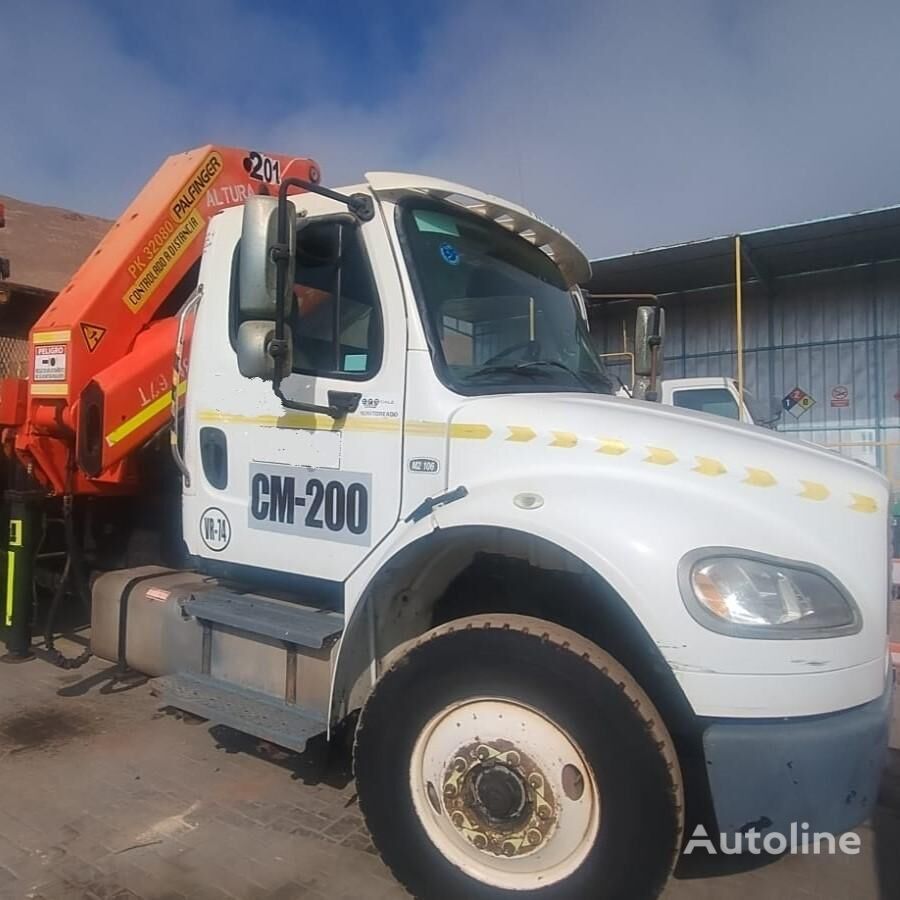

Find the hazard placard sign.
[{"left": 782, "top": 386, "right": 816, "bottom": 418}]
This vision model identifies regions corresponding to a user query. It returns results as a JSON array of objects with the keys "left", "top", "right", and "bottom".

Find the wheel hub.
[
  {"left": 410, "top": 697, "right": 601, "bottom": 890},
  {"left": 441, "top": 739, "right": 557, "bottom": 857},
  {"left": 472, "top": 764, "right": 528, "bottom": 824}
]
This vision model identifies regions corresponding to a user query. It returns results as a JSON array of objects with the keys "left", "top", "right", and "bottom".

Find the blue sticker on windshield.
[{"left": 439, "top": 242, "right": 460, "bottom": 265}]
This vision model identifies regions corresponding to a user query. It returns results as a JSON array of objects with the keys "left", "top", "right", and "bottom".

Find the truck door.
[{"left": 183, "top": 202, "right": 407, "bottom": 585}]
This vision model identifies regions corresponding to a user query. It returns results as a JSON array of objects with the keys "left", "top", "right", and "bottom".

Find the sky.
[{"left": 2, "top": 0, "right": 900, "bottom": 258}]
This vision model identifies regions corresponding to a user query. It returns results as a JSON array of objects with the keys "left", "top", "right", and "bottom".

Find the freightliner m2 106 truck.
[{"left": 0, "top": 147, "right": 893, "bottom": 899}]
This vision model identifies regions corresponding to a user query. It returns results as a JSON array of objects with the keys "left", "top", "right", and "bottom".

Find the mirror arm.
[
  {"left": 269, "top": 177, "right": 373, "bottom": 420},
  {"left": 645, "top": 335, "right": 662, "bottom": 402}
]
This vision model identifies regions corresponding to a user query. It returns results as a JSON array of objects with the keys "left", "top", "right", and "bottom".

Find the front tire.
[{"left": 354, "top": 615, "right": 683, "bottom": 900}]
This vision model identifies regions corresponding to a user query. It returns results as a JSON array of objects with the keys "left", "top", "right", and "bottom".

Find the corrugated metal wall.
[{"left": 590, "top": 259, "right": 900, "bottom": 486}]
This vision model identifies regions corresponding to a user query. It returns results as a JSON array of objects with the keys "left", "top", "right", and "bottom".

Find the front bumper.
[{"left": 702, "top": 673, "right": 893, "bottom": 837}]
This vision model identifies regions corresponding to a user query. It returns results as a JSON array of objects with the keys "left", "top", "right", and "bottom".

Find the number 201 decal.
[
  {"left": 248, "top": 463, "right": 372, "bottom": 546},
  {"left": 242, "top": 151, "right": 281, "bottom": 185}
]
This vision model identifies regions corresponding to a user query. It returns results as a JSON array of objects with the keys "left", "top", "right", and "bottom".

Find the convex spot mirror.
[{"left": 237, "top": 320, "right": 293, "bottom": 382}]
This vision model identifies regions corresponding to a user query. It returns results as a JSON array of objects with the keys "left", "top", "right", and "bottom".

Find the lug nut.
[
  {"left": 472, "top": 833, "right": 487, "bottom": 850},
  {"left": 502, "top": 842, "right": 516, "bottom": 857}
]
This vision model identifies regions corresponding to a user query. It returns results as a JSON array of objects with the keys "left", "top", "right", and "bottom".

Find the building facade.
[{"left": 585, "top": 206, "right": 900, "bottom": 488}]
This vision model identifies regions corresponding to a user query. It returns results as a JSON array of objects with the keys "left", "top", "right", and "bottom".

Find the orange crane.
[
  {"left": 0, "top": 146, "right": 319, "bottom": 496},
  {"left": 0, "top": 146, "right": 317, "bottom": 662}
]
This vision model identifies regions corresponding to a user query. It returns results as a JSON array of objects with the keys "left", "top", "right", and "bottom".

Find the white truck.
[
  {"left": 4, "top": 162, "right": 893, "bottom": 900},
  {"left": 659, "top": 375, "right": 759, "bottom": 424}
]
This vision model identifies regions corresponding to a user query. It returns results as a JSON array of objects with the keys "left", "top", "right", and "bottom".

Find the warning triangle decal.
[{"left": 80, "top": 322, "right": 107, "bottom": 352}]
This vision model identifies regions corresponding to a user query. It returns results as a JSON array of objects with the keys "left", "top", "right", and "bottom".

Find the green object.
[
  {"left": 3, "top": 497, "right": 35, "bottom": 658},
  {"left": 343, "top": 353, "right": 368, "bottom": 372},
  {"left": 412, "top": 210, "right": 460, "bottom": 237}
]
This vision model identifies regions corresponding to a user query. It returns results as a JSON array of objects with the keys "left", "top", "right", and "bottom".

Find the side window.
[
  {"left": 291, "top": 219, "right": 382, "bottom": 378},
  {"left": 672, "top": 387, "right": 739, "bottom": 420}
]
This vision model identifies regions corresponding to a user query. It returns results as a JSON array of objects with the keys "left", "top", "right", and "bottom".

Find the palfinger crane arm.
[{"left": 1, "top": 146, "right": 319, "bottom": 495}]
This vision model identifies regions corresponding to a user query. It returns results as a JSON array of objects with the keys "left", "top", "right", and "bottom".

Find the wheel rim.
[{"left": 409, "top": 698, "right": 601, "bottom": 890}]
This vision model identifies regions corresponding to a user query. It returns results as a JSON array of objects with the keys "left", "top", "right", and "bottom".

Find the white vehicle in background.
[
  {"left": 659, "top": 375, "right": 758, "bottom": 424},
  {"left": 604, "top": 306, "right": 767, "bottom": 426}
]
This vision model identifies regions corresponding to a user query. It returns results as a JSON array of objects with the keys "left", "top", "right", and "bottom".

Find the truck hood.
[{"left": 445, "top": 391, "right": 888, "bottom": 530}]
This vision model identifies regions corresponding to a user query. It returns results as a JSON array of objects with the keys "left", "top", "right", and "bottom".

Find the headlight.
[{"left": 679, "top": 549, "right": 861, "bottom": 639}]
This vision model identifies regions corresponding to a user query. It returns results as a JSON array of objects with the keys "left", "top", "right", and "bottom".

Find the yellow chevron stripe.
[
  {"left": 195, "top": 408, "right": 876, "bottom": 519},
  {"left": 693, "top": 456, "right": 726, "bottom": 476},
  {"left": 597, "top": 438, "right": 629, "bottom": 456},
  {"left": 645, "top": 446, "right": 678, "bottom": 465},
  {"left": 449, "top": 423, "right": 492, "bottom": 440},
  {"left": 506, "top": 425, "right": 537, "bottom": 442},
  {"left": 743, "top": 467, "right": 776, "bottom": 487},
  {"left": 798, "top": 480, "right": 829, "bottom": 501},
  {"left": 849, "top": 493, "right": 877, "bottom": 513},
  {"left": 550, "top": 431, "right": 578, "bottom": 448}
]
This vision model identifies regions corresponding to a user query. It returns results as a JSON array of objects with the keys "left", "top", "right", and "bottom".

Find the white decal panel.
[
  {"left": 249, "top": 462, "right": 372, "bottom": 546},
  {"left": 34, "top": 344, "right": 68, "bottom": 382},
  {"left": 200, "top": 507, "right": 231, "bottom": 552}
]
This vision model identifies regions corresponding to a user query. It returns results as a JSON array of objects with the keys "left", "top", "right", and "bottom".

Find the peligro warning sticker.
[{"left": 33, "top": 344, "right": 68, "bottom": 382}]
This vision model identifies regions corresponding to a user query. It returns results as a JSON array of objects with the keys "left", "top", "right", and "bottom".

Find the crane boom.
[{"left": 1, "top": 146, "right": 318, "bottom": 495}]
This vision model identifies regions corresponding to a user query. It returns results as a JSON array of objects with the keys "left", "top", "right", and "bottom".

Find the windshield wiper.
[
  {"left": 464, "top": 360, "right": 598, "bottom": 392},
  {"left": 463, "top": 364, "right": 546, "bottom": 381},
  {"left": 514, "top": 360, "right": 597, "bottom": 392}
]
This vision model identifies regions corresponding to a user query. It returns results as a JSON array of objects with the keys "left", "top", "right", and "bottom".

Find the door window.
[{"left": 290, "top": 220, "right": 382, "bottom": 379}]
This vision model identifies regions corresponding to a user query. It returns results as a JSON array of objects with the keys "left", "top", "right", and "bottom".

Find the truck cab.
[
  {"left": 5, "top": 163, "right": 893, "bottom": 900},
  {"left": 660, "top": 375, "right": 758, "bottom": 425}
]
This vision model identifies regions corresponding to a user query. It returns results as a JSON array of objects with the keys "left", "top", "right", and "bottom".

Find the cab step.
[
  {"left": 155, "top": 672, "right": 326, "bottom": 753},
  {"left": 183, "top": 587, "right": 344, "bottom": 648}
]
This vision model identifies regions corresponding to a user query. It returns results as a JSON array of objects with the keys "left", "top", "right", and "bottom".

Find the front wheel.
[{"left": 354, "top": 615, "right": 683, "bottom": 900}]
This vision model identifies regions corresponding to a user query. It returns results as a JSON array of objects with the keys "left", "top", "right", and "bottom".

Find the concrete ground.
[{"left": 0, "top": 628, "right": 897, "bottom": 900}]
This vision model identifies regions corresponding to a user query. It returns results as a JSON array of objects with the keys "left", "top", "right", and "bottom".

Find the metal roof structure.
[{"left": 585, "top": 203, "right": 900, "bottom": 298}]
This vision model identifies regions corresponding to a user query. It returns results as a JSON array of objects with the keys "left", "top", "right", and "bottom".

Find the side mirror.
[
  {"left": 238, "top": 195, "right": 296, "bottom": 320},
  {"left": 634, "top": 305, "right": 665, "bottom": 376},
  {"left": 758, "top": 398, "right": 783, "bottom": 429},
  {"left": 236, "top": 321, "right": 293, "bottom": 382}
]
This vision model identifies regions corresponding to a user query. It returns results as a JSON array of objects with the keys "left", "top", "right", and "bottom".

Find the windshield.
[
  {"left": 672, "top": 387, "right": 740, "bottom": 420},
  {"left": 400, "top": 203, "right": 613, "bottom": 395}
]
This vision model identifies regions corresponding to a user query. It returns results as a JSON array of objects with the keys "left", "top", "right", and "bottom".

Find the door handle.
[{"left": 328, "top": 391, "right": 362, "bottom": 417}]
